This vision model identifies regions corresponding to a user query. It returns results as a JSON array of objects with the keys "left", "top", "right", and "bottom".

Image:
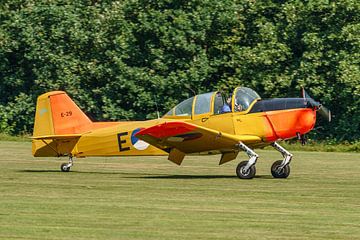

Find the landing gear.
[
  {"left": 60, "top": 155, "right": 74, "bottom": 172},
  {"left": 235, "top": 142, "right": 259, "bottom": 179},
  {"left": 271, "top": 160, "right": 290, "bottom": 178},
  {"left": 271, "top": 142, "right": 293, "bottom": 178},
  {"left": 236, "top": 161, "right": 256, "bottom": 179},
  {"left": 60, "top": 163, "right": 70, "bottom": 172}
]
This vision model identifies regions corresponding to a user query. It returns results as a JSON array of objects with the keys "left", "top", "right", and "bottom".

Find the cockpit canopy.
[{"left": 164, "top": 87, "right": 261, "bottom": 119}]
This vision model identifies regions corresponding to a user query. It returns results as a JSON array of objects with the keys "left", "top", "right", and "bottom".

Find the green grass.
[
  {"left": 0, "top": 133, "right": 31, "bottom": 142},
  {"left": 1, "top": 141, "right": 360, "bottom": 240}
]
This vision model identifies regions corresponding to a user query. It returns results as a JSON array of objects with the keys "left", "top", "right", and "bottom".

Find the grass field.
[{"left": 0, "top": 141, "right": 359, "bottom": 240}]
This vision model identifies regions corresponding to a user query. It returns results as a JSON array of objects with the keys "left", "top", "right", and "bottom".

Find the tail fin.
[
  {"left": 32, "top": 91, "right": 92, "bottom": 157},
  {"left": 32, "top": 91, "right": 120, "bottom": 157},
  {"left": 33, "top": 91, "right": 92, "bottom": 137}
]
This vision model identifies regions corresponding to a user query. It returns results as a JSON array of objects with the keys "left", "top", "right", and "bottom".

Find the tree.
[{"left": 0, "top": 0, "right": 359, "bottom": 141}]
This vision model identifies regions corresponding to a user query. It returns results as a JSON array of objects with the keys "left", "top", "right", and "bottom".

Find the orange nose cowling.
[{"left": 265, "top": 109, "right": 316, "bottom": 140}]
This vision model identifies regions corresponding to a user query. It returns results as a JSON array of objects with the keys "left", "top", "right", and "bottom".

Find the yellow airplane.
[{"left": 31, "top": 87, "right": 330, "bottom": 179}]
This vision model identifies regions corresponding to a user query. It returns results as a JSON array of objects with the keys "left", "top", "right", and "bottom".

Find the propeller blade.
[
  {"left": 318, "top": 106, "right": 332, "bottom": 122},
  {"left": 301, "top": 87, "right": 331, "bottom": 122},
  {"left": 302, "top": 87, "right": 311, "bottom": 100},
  {"left": 301, "top": 88, "right": 318, "bottom": 107}
]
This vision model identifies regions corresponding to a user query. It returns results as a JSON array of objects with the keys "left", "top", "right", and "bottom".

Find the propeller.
[
  {"left": 302, "top": 87, "right": 331, "bottom": 122},
  {"left": 318, "top": 105, "right": 331, "bottom": 122}
]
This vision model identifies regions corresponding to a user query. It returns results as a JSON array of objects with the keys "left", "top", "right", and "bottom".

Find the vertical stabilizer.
[
  {"left": 33, "top": 91, "right": 92, "bottom": 137},
  {"left": 32, "top": 91, "right": 93, "bottom": 157}
]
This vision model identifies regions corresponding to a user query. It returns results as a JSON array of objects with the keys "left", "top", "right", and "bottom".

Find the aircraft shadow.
[
  {"left": 19, "top": 170, "right": 274, "bottom": 179},
  {"left": 19, "top": 169, "right": 134, "bottom": 175},
  {"left": 129, "top": 175, "right": 236, "bottom": 179},
  {"left": 133, "top": 175, "right": 274, "bottom": 179},
  {"left": 20, "top": 169, "right": 61, "bottom": 173}
]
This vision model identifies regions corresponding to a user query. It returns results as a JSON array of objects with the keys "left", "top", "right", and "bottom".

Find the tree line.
[{"left": 0, "top": 0, "right": 359, "bottom": 141}]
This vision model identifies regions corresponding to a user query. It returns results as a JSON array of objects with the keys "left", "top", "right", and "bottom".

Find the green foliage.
[
  {"left": 0, "top": 0, "right": 359, "bottom": 141},
  {"left": 0, "top": 93, "right": 34, "bottom": 134}
]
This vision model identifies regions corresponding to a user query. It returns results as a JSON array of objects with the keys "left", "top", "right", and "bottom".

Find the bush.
[{"left": 0, "top": 0, "right": 359, "bottom": 141}]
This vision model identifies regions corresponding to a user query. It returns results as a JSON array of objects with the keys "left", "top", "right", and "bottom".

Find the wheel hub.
[
  {"left": 275, "top": 166, "right": 284, "bottom": 174},
  {"left": 241, "top": 167, "right": 250, "bottom": 176}
]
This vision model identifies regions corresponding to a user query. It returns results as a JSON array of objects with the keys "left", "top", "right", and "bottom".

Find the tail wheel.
[
  {"left": 271, "top": 160, "right": 290, "bottom": 178},
  {"left": 236, "top": 161, "right": 256, "bottom": 179},
  {"left": 61, "top": 163, "right": 70, "bottom": 172}
]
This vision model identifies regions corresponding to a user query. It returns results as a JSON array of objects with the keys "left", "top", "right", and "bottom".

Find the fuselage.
[{"left": 32, "top": 88, "right": 316, "bottom": 158}]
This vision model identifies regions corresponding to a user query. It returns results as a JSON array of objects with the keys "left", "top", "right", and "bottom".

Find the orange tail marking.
[{"left": 49, "top": 93, "right": 92, "bottom": 134}]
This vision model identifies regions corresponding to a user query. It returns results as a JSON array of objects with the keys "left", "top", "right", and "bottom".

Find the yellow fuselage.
[{"left": 32, "top": 111, "right": 270, "bottom": 158}]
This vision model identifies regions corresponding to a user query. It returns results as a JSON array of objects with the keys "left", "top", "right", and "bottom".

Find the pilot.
[
  {"left": 235, "top": 103, "right": 243, "bottom": 112},
  {"left": 234, "top": 99, "right": 243, "bottom": 112},
  {"left": 220, "top": 97, "right": 232, "bottom": 113}
]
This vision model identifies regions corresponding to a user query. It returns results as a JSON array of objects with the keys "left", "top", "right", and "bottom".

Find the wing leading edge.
[{"left": 135, "top": 121, "right": 262, "bottom": 165}]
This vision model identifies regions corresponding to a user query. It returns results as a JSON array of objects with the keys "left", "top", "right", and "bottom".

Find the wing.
[{"left": 135, "top": 121, "right": 262, "bottom": 165}]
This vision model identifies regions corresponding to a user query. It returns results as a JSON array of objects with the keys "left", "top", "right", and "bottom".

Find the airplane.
[{"left": 31, "top": 87, "right": 331, "bottom": 179}]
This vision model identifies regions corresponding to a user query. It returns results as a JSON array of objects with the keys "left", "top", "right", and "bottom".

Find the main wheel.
[
  {"left": 60, "top": 163, "right": 70, "bottom": 172},
  {"left": 271, "top": 160, "right": 290, "bottom": 178},
  {"left": 236, "top": 161, "right": 256, "bottom": 179}
]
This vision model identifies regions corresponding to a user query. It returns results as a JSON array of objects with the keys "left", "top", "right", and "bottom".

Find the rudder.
[{"left": 33, "top": 91, "right": 92, "bottom": 137}]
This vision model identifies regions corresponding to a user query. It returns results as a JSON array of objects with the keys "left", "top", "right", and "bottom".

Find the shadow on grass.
[
  {"left": 127, "top": 175, "right": 237, "bottom": 179},
  {"left": 20, "top": 169, "right": 61, "bottom": 173},
  {"left": 125, "top": 175, "right": 273, "bottom": 179},
  {"left": 19, "top": 169, "right": 131, "bottom": 175},
  {"left": 19, "top": 169, "right": 274, "bottom": 179}
]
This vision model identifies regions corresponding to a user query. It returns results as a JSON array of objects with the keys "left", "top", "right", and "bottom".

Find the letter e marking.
[{"left": 117, "top": 132, "right": 130, "bottom": 152}]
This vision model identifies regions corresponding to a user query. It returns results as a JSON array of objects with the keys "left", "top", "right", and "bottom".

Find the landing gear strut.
[
  {"left": 235, "top": 142, "right": 259, "bottom": 179},
  {"left": 271, "top": 142, "right": 292, "bottom": 178},
  {"left": 60, "top": 155, "right": 74, "bottom": 172}
]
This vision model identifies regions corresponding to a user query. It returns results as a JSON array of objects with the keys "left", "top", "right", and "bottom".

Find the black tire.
[
  {"left": 60, "top": 163, "right": 70, "bottom": 172},
  {"left": 236, "top": 161, "right": 256, "bottom": 179},
  {"left": 271, "top": 160, "right": 290, "bottom": 178}
]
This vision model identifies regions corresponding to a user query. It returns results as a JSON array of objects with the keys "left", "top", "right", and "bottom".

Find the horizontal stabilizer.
[
  {"left": 31, "top": 134, "right": 83, "bottom": 157},
  {"left": 31, "top": 134, "right": 83, "bottom": 140}
]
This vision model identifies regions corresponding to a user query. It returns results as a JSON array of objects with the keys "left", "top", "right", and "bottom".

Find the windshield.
[
  {"left": 194, "top": 92, "right": 213, "bottom": 115},
  {"left": 234, "top": 87, "right": 261, "bottom": 112},
  {"left": 174, "top": 96, "right": 194, "bottom": 116}
]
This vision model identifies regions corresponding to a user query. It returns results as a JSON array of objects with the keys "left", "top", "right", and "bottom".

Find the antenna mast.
[{"left": 154, "top": 95, "right": 160, "bottom": 119}]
